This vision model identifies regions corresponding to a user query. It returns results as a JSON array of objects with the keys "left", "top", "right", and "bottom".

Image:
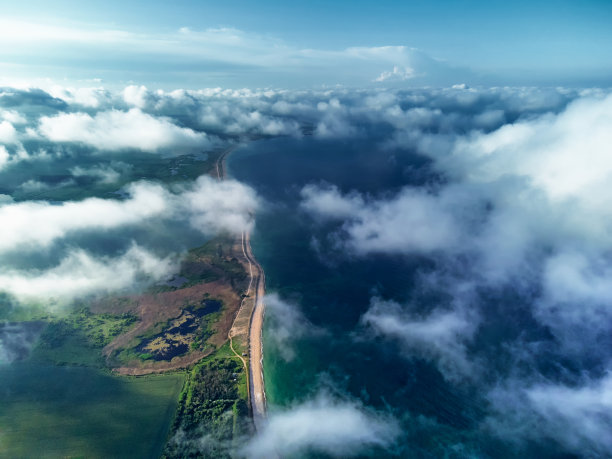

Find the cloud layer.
[
  {"left": 243, "top": 393, "right": 398, "bottom": 458},
  {"left": 38, "top": 108, "right": 211, "bottom": 152},
  {"left": 3, "top": 82, "right": 612, "bottom": 455},
  {"left": 0, "top": 146, "right": 257, "bottom": 304},
  {"left": 0, "top": 245, "right": 176, "bottom": 303},
  {"left": 0, "top": 19, "right": 477, "bottom": 89},
  {"left": 0, "top": 182, "right": 168, "bottom": 252},
  {"left": 292, "top": 87, "right": 612, "bottom": 455},
  {"left": 0, "top": 176, "right": 256, "bottom": 256},
  {"left": 301, "top": 184, "right": 458, "bottom": 254},
  {"left": 263, "top": 293, "right": 323, "bottom": 362},
  {"left": 362, "top": 297, "right": 478, "bottom": 381}
]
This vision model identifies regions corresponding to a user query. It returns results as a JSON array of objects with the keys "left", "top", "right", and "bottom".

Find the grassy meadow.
[{"left": 0, "top": 363, "right": 184, "bottom": 458}]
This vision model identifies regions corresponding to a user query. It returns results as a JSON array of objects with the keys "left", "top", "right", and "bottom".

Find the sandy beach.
[
  {"left": 218, "top": 146, "right": 268, "bottom": 431},
  {"left": 242, "top": 230, "right": 267, "bottom": 431}
]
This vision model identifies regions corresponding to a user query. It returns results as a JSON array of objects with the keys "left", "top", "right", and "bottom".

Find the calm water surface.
[{"left": 228, "top": 137, "right": 569, "bottom": 458}]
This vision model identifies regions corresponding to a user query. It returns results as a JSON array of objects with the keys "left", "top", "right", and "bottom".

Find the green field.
[{"left": 0, "top": 363, "right": 184, "bottom": 458}]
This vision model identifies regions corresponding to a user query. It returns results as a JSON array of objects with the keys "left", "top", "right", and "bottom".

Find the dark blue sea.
[{"left": 228, "top": 137, "right": 574, "bottom": 458}]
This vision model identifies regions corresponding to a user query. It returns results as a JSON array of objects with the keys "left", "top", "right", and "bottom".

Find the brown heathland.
[{"left": 94, "top": 237, "right": 248, "bottom": 376}]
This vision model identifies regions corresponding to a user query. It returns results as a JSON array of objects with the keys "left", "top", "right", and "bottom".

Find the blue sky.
[{"left": 1, "top": 0, "right": 611, "bottom": 88}]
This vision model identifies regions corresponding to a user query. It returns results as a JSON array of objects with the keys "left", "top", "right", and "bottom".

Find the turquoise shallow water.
[{"left": 228, "top": 137, "right": 573, "bottom": 458}]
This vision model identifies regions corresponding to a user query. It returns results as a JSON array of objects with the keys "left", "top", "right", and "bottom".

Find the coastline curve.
[{"left": 218, "top": 146, "right": 268, "bottom": 432}]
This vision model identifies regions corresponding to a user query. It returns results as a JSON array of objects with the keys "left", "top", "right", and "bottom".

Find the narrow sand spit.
[
  {"left": 243, "top": 231, "right": 267, "bottom": 431},
  {"left": 218, "top": 146, "right": 268, "bottom": 431}
]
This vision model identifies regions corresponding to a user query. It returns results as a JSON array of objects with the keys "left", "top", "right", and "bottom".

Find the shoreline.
[
  {"left": 242, "top": 230, "right": 267, "bottom": 431},
  {"left": 218, "top": 145, "right": 268, "bottom": 431}
]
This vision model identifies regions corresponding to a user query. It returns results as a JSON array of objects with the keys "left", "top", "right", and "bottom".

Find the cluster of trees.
[{"left": 164, "top": 357, "right": 251, "bottom": 458}]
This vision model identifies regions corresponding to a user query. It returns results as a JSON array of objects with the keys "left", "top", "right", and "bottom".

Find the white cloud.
[
  {"left": 0, "top": 120, "right": 18, "bottom": 144},
  {"left": 375, "top": 65, "right": 415, "bottom": 82},
  {"left": 0, "top": 19, "right": 468, "bottom": 89},
  {"left": 0, "top": 173, "right": 258, "bottom": 306},
  {"left": 453, "top": 93, "right": 612, "bottom": 201},
  {"left": 301, "top": 185, "right": 458, "bottom": 254},
  {"left": 487, "top": 375, "right": 612, "bottom": 456},
  {"left": 197, "top": 102, "right": 302, "bottom": 137},
  {"left": 242, "top": 394, "right": 398, "bottom": 458},
  {"left": 542, "top": 251, "right": 612, "bottom": 309},
  {"left": 314, "top": 115, "right": 357, "bottom": 138},
  {"left": 279, "top": 87, "right": 612, "bottom": 456},
  {"left": 0, "top": 245, "right": 176, "bottom": 302},
  {"left": 300, "top": 184, "right": 365, "bottom": 219},
  {"left": 1, "top": 82, "right": 612, "bottom": 456},
  {"left": 531, "top": 250, "right": 612, "bottom": 351},
  {"left": 48, "top": 85, "right": 111, "bottom": 108},
  {"left": 313, "top": 98, "right": 359, "bottom": 138},
  {"left": 223, "top": 110, "right": 301, "bottom": 137},
  {"left": 38, "top": 108, "right": 210, "bottom": 152},
  {"left": 0, "top": 181, "right": 169, "bottom": 253},
  {"left": 70, "top": 164, "right": 123, "bottom": 183},
  {"left": 0, "top": 175, "right": 259, "bottom": 256},
  {"left": 525, "top": 375, "right": 612, "bottom": 454},
  {"left": 0, "top": 110, "right": 27, "bottom": 125},
  {"left": 264, "top": 293, "right": 323, "bottom": 362},
  {"left": 363, "top": 91, "right": 612, "bottom": 290},
  {"left": 182, "top": 175, "right": 259, "bottom": 235},
  {"left": 362, "top": 298, "right": 478, "bottom": 381},
  {"left": 123, "top": 85, "right": 153, "bottom": 109}
]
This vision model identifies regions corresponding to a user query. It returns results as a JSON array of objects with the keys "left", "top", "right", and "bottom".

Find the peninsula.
[
  {"left": 0, "top": 147, "right": 267, "bottom": 458},
  {"left": 217, "top": 146, "right": 268, "bottom": 431}
]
